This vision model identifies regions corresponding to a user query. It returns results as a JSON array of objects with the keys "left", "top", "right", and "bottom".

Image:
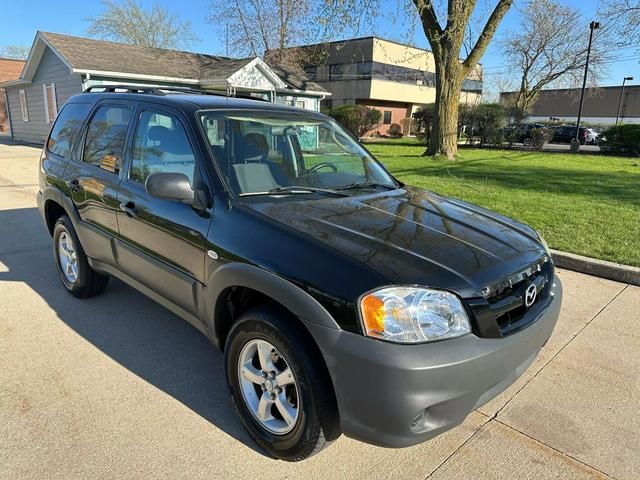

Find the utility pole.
[
  {"left": 615, "top": 76, "right": 634, "bottom": 126},
  {"left": 574, "top": 21, "right": 600, "bottom": 149}
]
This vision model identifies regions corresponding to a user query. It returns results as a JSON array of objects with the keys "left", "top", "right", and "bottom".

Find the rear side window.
[
  {"left": 83, "top": 105, "right": 132, "bottom": 173},
  {"left": 47, "top": 103, "right": 91, "bottom": 158}
]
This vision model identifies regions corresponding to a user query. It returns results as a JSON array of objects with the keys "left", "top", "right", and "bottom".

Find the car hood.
[{"left": 247, "top": 186, "right": 547, "bottom": 297}]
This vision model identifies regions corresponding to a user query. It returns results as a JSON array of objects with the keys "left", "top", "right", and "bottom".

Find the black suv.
[
  {"left": 551, "top": 125, "right": 589, "bottom": 144},
  {"left": 504, "top": 123, "right": 544, "bottom": 146},
  {"left": 37, "top": 87, "right": 562, "bottom": 461}
]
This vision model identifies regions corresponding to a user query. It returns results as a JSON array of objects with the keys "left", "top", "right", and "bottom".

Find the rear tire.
[
  {"left": 523, "top": 137, "right": 533, "bottom": 147},
  {"left": 225, "top": 306, "right": 340, "bottom": 461},
  {"left": 53, "top": 215, "right": 109, "bottom": 298}
]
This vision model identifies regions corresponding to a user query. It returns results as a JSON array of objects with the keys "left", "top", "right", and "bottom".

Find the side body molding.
[{"left": 204, "top": 262, "right": 341, "bottom": 346}]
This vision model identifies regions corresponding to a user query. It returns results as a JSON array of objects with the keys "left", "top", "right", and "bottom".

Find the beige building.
[
  {"left": 500, "top": 85, "right": 640, "bottom": 125},
  {"left": 293, "top": 37, "right": 483, "bottom": 135}
]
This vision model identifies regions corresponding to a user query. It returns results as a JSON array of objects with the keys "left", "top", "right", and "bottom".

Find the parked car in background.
[
  {"left": 585, "top": 128, "right": 599, "bottom": 145},
  {"left": 550, "top": 125, "right": 589, "bottom": 145},
  {"left": 504, "top": 123, "right": 545, "bottom": 146}
]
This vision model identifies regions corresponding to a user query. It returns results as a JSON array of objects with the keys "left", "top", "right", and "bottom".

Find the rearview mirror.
[{"left": 145, "top": 172, "right": 195, "bottom": 204}]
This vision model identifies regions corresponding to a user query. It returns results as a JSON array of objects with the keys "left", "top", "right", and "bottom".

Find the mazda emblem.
[{"left": 524, "top": 283, "right": 537, "bottom": 308}]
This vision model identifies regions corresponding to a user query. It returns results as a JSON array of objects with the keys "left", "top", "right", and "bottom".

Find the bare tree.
[
  {"left": 207, "top": 0, "right": 379, "bottom": 66},
  {"left": 0, "top": 45, "right": 30, "bottom": 60},
  {"left": 600, "top": 0, "right": 640, "bottom": 48},
  {"left": 411, "top": 1, "right": 513, "bottom": 159},
  {"left": 500, "top": 0, "right": 608, "bottom": 113},
  {"left": 87, "top": 0, "right": 198, "bottom": 49}
]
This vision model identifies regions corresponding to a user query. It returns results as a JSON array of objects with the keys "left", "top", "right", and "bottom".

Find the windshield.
[{"left": 198, "top": 110, "right": 396, "bottom": 197}]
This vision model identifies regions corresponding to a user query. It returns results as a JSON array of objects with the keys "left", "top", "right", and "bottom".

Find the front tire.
[
  {"left": 53, "top": 215, "right": 109, "bottom": 298},
  {"left": 225, "top": 306, "right": 339, "bottom": 461}
]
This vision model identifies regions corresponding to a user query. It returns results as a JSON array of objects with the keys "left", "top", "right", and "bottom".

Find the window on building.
[
  {"left": 43, "top": 84, "right": 58, "bottom": 123},
  {"left": 296, "top": 100, "right": 306, "bottom": 109},
  {"left": 329, "top": 64, "right": 347, "bottom": 81},
  {"left": 303, "top": 65, "right": 317, "bottom": 80},
  {"left": 130, "top": 110, "right": 196, "bottom": 185},
  {"left": 83, "top": 105, "right": 132, "bottom": 173},
  {"left": 383, "top": 111, "right": 392, "bottom": 124},
  {"left": 19, "top": 90, "right": 28, "bottom": 122},
  {"left": 356, "top": 62, "right": 372, "bottom": 79},
  {"left": 285, "top": 100, "right": 295, "bottom": 107},
  {"left": 47, "top": 103, "right": 92, "bottom": 159}
]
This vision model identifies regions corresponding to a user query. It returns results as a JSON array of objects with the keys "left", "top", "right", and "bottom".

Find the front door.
[{"left": 115, "top": 105, "right": 212, "bottom": 316}]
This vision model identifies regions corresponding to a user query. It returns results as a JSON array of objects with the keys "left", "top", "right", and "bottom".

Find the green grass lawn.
[{"left": 365, "top": 139, "right": 640, "bottom": 267}]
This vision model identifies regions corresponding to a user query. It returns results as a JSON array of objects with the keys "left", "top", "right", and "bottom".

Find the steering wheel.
[{"left": 307, "top": 162, "right": 338, "bottom": 174}]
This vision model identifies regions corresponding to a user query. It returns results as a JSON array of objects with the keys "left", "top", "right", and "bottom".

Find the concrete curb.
[{"left": 551, "top": 249, "right": 640, "bottom": 286}]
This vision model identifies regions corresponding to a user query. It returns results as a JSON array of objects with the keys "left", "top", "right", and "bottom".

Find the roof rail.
[{"left": 82, "top": 84, "right": 269, "bottom": 102}]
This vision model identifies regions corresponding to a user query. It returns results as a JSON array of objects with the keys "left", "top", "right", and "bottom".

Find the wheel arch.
[
  {"left": 206, "top": 262, "right": 340, "bottom": 350},
  {"left": 41, "top": 186, "right": 81, "bottom": 235}
]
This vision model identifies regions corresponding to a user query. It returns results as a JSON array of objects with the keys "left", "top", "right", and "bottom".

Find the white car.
[{"left": 586, "top": 128, "right": 599, "bottom": 145}]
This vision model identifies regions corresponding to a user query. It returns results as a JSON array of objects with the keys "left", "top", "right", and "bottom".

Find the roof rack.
[{"left": 82, "top": 84, "right": 269, "bottom": 102}]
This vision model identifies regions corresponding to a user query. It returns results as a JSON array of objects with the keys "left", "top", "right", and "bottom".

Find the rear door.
[
  {"left": 115, "top": 103, "right": 212, "bottom": 315},
  {"left": 62, "top": 102, "right": 134, "bottom": 264}
]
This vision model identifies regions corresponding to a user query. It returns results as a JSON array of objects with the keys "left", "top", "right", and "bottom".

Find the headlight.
[{"left": 359, "top": 287, "right": 471, "bottom": 343}]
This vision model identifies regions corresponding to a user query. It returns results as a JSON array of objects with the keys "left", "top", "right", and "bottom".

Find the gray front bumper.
[{"left": 305, "top": 276, "right": 563, "bottom": 448}]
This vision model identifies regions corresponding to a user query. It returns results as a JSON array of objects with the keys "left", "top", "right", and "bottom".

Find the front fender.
[{"left": 204, "top": 262, "right": 341, "bottom": 346}]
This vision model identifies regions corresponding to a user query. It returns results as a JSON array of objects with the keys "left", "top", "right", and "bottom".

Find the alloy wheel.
[
  {"left": 57, "top": 230, "right": 78, "bottom": 283},
  {"left": 237, "top": 339, "right": 300, "bottom": 435}
]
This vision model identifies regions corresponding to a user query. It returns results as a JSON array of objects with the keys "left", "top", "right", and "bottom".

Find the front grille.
[{"left": 465, "top": 255, "right": 554, "bottom": 338}]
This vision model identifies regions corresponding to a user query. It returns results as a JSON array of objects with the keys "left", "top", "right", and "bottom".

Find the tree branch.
[
  {"left": 463, "top": 0, "right": 513, "bottom": 72},
  {"left": 412, "top": 0, "right": 443, "bottom": 47}
]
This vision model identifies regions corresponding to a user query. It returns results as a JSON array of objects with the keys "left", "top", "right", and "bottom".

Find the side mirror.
[{"left": 145, "top": 172, "right": 195, "bottom": 204}]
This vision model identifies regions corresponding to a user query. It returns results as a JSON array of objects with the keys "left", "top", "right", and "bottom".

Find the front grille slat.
[{"left": 466, "top": 256, "right": 554, "bottom": 338}]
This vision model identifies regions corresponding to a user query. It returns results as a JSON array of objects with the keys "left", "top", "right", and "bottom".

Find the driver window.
[{"left": 130, "top": 110, "right": 196, "bottom": 185}]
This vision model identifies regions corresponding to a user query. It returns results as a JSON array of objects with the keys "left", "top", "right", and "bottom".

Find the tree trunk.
[{"left": 426, "top": 57, "right": 463, "bottom": 160}]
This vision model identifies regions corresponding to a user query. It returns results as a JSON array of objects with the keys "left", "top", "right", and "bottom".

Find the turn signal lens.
[
  {"left": 359, "top": 287, "right": 471, "bottom": 343},
  {"left": 361, "top": 294, "right": 385, "bottom": 334}
]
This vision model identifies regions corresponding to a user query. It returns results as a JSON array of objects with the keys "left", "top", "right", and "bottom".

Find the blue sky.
[{"left": 1, "top": 0, "right": 637, "bottom": 89}]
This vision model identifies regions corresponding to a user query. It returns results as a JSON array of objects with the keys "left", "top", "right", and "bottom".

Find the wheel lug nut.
[{"left": 261, "top": 371, "right": 268, "bottom": 378}]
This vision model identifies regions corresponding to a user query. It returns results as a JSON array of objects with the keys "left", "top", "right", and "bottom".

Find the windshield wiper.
[
  {"left": 336, "top": 181, "right": 397, "bottom": 191},
  {"left": 239, "top": 185, "right": 350, "bottom": 197}
]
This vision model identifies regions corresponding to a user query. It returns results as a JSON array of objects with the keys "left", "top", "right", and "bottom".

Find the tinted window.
[
  {"left": 130, "top": 110, "right": 196, "bottom": 185},
  {"left": 83, "top": 105, "right": 132, "bottom": 173},
  {"left": 47, "top": 103, "right": 91, "bottom": 158}
]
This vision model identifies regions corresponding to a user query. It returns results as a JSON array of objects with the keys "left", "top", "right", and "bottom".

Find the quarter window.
[
  {"left": 130, "top": 110, "right": 196, "bottom": 185},
  {"left": 47, "top": 103, "right": 91, "bottom": 158},
  {"left": 83, "top": 105, "right": 132, "bottom": 173}
]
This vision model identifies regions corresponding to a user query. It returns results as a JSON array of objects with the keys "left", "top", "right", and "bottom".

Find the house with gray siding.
[{"left": 2, "top": 32, "right": 328, "bottom": 144}]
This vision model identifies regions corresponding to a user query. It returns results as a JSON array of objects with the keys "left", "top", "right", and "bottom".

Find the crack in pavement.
[
  {"left": 424, "top": 284, "right": 629, "bottom": 480},
  {"left": 494, "top": 419, "right": 618, "bottom": 479},
  {"left": 0, "top": 245, "right": 49, "bottom": 257},
  {"left": 0, "top": 184, "right": 39, "bottom": 190},
  {"left": 423, "top": 414, "right": 494, "bottom": 480}
]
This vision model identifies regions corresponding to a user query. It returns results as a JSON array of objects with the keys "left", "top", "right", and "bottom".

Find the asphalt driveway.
[{"left": 1, "top": 139, "right": 638, "bottom": 479}]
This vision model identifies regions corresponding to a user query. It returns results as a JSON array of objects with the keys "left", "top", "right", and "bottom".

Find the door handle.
[
  {"left": 65, "top": 179, "right": 80, "bottom": 192},
  {"left": 119, "top": 201, "right": 137, "bottom": 217}
]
